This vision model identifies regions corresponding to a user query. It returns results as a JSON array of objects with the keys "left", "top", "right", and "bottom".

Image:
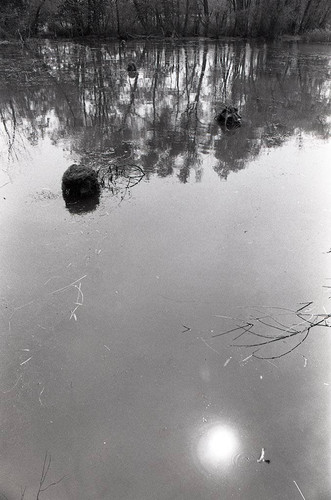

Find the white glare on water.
[{"left": 197, "top": 424, "right": 239, "bottom": 468}]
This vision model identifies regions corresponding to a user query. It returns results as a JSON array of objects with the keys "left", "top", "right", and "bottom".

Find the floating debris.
[
  {"left": 66, "top": 280, "right": 85, "bottom": 321},
  {"left": 223, "top": 357, "right": 232, "bottom": 367},
  {"left": 2, "top": 374, "right": 22, "bottom": 394},
  {"left": 39, "top": 386, "right": 45, "bottom": 406},
  {"left": 200, "top": 337, "right": 220, "bottom": 355},
  {"left": 50, "top": 275, "right": 87, "bottom": 295},
  {"left": 20, "top": 356, "right": 32, "bottom": 366},
  {"left": 257, "top": 447, "right": 270, "bottom": 464},
  {"left": 212, "top": 303, "right": 331, "bottom": 360},
  {"left": 257, "top": 448, "right": 265, "bottom": 462},
  {"left": 293, "top": 480, "right": 306, "bottom": 499},
  {"left": 69, "top": 311, "right": 78, "bottom": 321}
]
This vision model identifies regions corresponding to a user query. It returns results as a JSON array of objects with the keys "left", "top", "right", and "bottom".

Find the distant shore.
[{"left": 0, "top": 29, "right": 330, "bottom": 45}]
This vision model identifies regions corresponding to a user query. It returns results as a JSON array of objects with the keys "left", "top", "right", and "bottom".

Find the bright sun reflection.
[{"left": 197, "top": 424, "right": 239, "bottom": 468}]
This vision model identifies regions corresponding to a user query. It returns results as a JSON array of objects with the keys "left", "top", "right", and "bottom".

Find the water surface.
[{"left": 0, "top": 39, "right": 330, "bottom": 499}]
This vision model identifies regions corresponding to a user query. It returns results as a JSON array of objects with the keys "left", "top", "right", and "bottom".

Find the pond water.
[{"left": 0, "top": 39, "right": 330, "bottom": 499}]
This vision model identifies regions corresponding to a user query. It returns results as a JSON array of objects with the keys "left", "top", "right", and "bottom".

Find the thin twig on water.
[
  {"left": 200, "top": 337, "right": 220, "bottom": 355},
  {"left": 293, "top": 480, "right": 306, "bottom": 500},
  {"left": 50, "top": 275, "right": 87, "bottom": 295},
  {"left": 2, "top": 373, "right": 22, "bottom": 394},
  {"left": 39, "top": 386, "right": 45, "bottom": 406},
  {"left": 211, "top": 324, "right": 249, "bottom": 338},
  {"left": 20, "top": 356, "right": 32, "bottom": 366}
]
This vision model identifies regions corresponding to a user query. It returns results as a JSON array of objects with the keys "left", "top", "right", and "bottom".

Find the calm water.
[{"left": 0, "top": 39, "right": 330, "bottom": 499}]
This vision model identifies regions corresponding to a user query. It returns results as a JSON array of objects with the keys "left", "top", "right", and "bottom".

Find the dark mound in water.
[
  {"left": 62, "top": 164, "right": 101, "bottom": 213},
  {"left": 127, "top": 62, "right": 137, "bottom": 72},
  {"left": 215, "top": 106, "right": 242, "bottom": 129},
  {"left": 62, "top": 164, "right": 100, "bottom": 199}
]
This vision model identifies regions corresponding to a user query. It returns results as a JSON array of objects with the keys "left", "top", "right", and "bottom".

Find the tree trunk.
[
  {"left": 115, "top": 0, "right": 121, "bottom": 36},
  {"left": 298, "top": 0, "right": 315, "bottom": 32},
  {"left": 202, "top": 0, "right": 209, "bottom": 36},
  {"left": 132, "top": 0, "right": 147, "bottom": 31},
  {"left": 30, "top": 0, "right": 46, "bottom": 36},
  {"left": 183, "top": 0, "right": 190, "bottom": 35},
  {"left": 319, "top": 2, "right": 331, "bottom": 28}
]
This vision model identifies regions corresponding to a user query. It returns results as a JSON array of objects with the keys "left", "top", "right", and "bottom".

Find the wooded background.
[{"left": 0, "top": 0, "right": 330, "bottom": 39}]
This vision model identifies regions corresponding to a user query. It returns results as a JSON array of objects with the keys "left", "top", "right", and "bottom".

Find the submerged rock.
[
  {"left": 215, "top": 106, "right": 242, "bottom": 129},
  {"left": 127, "top": 61, "right": 137, "bottom": 72},
  {"left": 62, "top": 164, "right": 100, "bottom": 199}
]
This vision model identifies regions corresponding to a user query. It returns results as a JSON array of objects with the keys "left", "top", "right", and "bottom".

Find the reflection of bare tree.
[
  {"left": 14, "top": 452, "right": 67, "bottom": 500},
  {"left": 212, "top": 302, "right": 330, "bottom": 360},
  {"left": 35, "top": 452, "right": 67, "bottom": 500},
  {"left": 0, "top": 101, "right": 18, "bottom": 160},
  {"left": 0, "top": 40, "right": 330, "bottom": 180}
]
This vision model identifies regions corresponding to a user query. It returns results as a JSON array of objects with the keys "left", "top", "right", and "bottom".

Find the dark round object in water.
[
  {"left": 62, "top": 164, "right": 100, "bottom": 199},
  {"left": 216, "top": 106, "right": 242, "bottom": 128},
  {"left": 127, "top": 62, "right": 137, "bottom": 72}
]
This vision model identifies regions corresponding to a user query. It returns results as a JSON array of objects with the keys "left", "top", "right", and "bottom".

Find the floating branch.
[
  {"left": 50, "top": 275, "right": 87, "bottom": 295},
  {"left": 47, "top": 274, "right": 87, "bottom": 321},
  {"left": 213, "top": 303, "right": 330, "bottom": 360},
  {"left": 69, "top": 280, "right": 85, "bottom": 321},
  {"left": 99, "top": 163, "right": 145, "bottom": 198}
]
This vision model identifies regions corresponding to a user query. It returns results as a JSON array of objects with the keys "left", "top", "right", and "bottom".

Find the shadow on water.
[
  {"left": 62, "top": 193, "right": 100, "bottom": 214},
  {"left": 0, "top": 40, "right": 330, "bottom": 184}
]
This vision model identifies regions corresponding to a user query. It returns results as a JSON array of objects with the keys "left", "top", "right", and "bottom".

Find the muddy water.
[{"left": 0, "top": 40, "right": 330, "bottom": 499}]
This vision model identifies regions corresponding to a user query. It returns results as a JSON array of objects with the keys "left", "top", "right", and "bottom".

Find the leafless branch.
[{"left": 212, "top": 302, "right": 330, "bottom": 360}]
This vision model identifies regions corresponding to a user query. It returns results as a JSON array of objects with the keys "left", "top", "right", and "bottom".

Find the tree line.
[{"left": 0, "top": 0, "right": 330, "bottom": 40}]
